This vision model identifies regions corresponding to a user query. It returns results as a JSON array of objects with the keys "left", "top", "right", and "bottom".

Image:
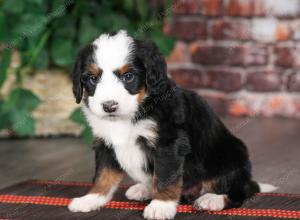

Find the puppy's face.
[{"left": 72, "top": 30, "right": 168, "bottom": 120}]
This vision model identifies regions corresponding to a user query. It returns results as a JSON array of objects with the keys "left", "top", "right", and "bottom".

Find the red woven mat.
[{"left": 0, "top": 180, "right": 299, "bottom": 220}]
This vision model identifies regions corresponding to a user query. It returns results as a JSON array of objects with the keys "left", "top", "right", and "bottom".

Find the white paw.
[
  {"left": 194, "top": 193, "right": 226, "bottom": 211},
  {"left": 143, "top": 200, "right": 177, "bottom": 220},
  {"left": 125, "top": 183, "right": 151, "bottom": 201},
  {"left": 68, "top": 194, "right": 108, "bottom": 212}
]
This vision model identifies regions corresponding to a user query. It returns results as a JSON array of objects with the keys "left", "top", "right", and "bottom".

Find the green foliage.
[
  {"left": 0, "top": 50, "right": 11, "bottom": 88},
  {"left": 1, "top": 0, "right": 174, "bottom": 69},
  {"left": 69, "top": 107, "right": 93, "bottom": 145},
  {"left": 0, "top": 88, "right": 41, "bottom": 136},
  {"left": 0, "top": 0, "right": 174, "bottom": 140}
]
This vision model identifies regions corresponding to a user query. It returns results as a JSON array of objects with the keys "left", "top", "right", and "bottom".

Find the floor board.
[{"left": 0, "top": 117, "right": 299, "bottom": 193}]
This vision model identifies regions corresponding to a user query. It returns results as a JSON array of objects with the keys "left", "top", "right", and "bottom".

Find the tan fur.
[
  {"left": 202, "top": 179, "right": 218, "bottom": 193},
  {"left": 118, "top": 64, "right": 130, "bottom": 75},
  {"left": 88, "top": 63, "right": 102, "bottom": 76},
  {"left": 89, "top": 167, "right": 124, "bottom": 195},
  {"left": 152, "top": 176, "right": 182, "bottom": 201}
]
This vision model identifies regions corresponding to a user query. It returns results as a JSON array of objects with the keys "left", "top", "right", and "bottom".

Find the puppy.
[{"left": 68, "top": 30, "right": 276, "bottom": 220}]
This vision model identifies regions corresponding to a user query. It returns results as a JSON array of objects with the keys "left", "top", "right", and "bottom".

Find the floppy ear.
[
  {"left": 71, "top": 44, "right": 95, "bottom": 104},
  {"left": 135, "top": 40, "right": 170, "bottom": 96}
]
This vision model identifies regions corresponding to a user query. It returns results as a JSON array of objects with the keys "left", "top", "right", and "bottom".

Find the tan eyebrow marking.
[
  {"left": 117, "top": 64, "right": 130, "bottom": 75},
  {"left": 88, "top": 63, "right": 102, "bottom": 76}
]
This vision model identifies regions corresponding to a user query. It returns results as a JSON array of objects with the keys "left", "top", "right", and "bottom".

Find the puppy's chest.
[{"left": 90, "top": 118, "right": 158, "bottom": 182}]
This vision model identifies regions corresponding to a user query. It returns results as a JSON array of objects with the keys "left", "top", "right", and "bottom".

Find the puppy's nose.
[{"left": 102, "top": 101, "right": 118, "bottom": 113}]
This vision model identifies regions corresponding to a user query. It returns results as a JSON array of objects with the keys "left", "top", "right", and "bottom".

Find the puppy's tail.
[{"left": 258, "top": 182, "right": 278, "bottom": 192}]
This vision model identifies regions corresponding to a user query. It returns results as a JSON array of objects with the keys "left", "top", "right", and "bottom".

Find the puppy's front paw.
[
  {"left": 68, "top": 194, "right": 108, "bottom": 212},
  {"left": 125, "top": 183, "right": 151, "bottom": 201},
  {"left": 194, "top": 193, "right": 226, "bottom": 211},
  {"left": 143, "top": 200, "right": 177, "bottom": 220}
]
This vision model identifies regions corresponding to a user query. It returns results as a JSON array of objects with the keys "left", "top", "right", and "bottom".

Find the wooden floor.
[{"left": 0, "top": 117, "right": 299, "bottom": 193}]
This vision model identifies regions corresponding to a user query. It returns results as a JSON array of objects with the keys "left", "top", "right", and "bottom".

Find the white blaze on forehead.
[
  {"left": 87, "top": 30, "right": 138, "bottom": 118},
  {"left": 92, "top": 30, "right": 133, "bottom": 70}
]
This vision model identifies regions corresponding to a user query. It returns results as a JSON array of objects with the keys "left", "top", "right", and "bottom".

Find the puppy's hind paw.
[{"left": 194, "top": 193, "right": 226, "bottom": 211}]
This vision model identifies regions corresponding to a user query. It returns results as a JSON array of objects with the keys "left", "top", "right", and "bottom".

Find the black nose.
[{"left": 102, "top": 101, "right": 118, "bottom": 113}]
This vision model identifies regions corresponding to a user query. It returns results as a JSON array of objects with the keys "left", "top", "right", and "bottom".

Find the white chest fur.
[{"left": 83, "top": 107, "right": 157, "bottom": 184}]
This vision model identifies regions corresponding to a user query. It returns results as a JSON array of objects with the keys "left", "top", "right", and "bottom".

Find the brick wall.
[{"left": 165, "top": 0, "right": 300, "bottom": 118}]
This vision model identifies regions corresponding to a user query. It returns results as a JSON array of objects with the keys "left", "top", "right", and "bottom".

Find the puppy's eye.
[
  {"left": 122, "top": 73, "right": 134, "bottom": 82},
  {"left": 89, "top": 75, "right": 98, "bottom": 85}
]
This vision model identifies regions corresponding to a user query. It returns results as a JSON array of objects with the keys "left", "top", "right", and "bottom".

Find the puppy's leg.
[
  {"left": 125, "top": 183, "right": 152, "bottom": 201},
  {"left": 68, "top": 167, "right": 123, "bottom": 212},
  {"left": 143, "top": 141, "right": 186, "bottom": 220},
  {"left": 143, "top": 175, "right": 182, "bottom": 220}
]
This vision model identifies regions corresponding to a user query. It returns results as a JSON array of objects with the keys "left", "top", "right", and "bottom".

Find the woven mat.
[{"left": 0, "top": 180, "right": 299, "bottom": 220}]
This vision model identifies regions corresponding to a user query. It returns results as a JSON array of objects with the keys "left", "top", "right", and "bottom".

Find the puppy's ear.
[
  {"left": 71, "top": 44, "right": 95, "bottom": 104},
  {"left": 135, "top": 40, "right": 169, "bottom": 96}
]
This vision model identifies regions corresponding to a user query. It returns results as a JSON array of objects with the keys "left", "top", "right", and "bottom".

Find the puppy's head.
[{"left": 72, "top": 30, "right": 169, "bottom": 120}]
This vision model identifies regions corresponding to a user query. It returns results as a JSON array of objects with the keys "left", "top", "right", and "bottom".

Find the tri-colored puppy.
[{"left": 68, "top": 30, "right": 276, "bottom": 220}]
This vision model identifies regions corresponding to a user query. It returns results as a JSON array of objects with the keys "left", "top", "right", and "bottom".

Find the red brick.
[
  {"left": 173, "top": 0, "right": 223, "bottom": 16},
  {"left": 276, "top": 23, "right": 292, "bottom": 41},
  {"left": 229, "top": 94, "right": 300, "bottom": 118},
  {"left": 199, "top": 92, "right": 229, "bottom": 115},
  {"left": 247, "top": 70, "right": 282, "bottom": 92},
  {"left": 287, "top": 72, "right": 300, "bottom": 92},
  {"left": 228, "top": 100, "right": 253, "bottom": 116},
  {"left": 173, "top": 0, "right": 202, "bottom": 15},
  {"left": 169, "top": 68, "right": 206, "bottom": 88},
  {"left": 275, "top": 46, "right": 295, "bottom": 67},
  {"left": 207, "top": 70, "right": 243, "bottom": 92},
  {"left": 210, "top": 20, "right": 251, "bottom": 40},
  {"left": 244, "top": 45, "right": 269, "bottom": 65},
  {"left": 226, "top": 0, "right": 266, "bottom": 17},
  {"left": 170, "top": 19, "right": 207, "bottom": 41},
  {"left": 191, "top": 44, "right": 243, "bottom": 65},
  {"left": 252, "top": 20, "right": 292, "bottom": 42},
  {"left": 202, "top": 0, "right": 223, "bottom": 16},
  {"left": 266, "top": 0, "right": 300, "bottom": 18},
  {"left": 166, "top": 42, "right": 188, "bottom": 63},
  {"left": 190, "top": 44, "right": 268, "bottom": 66}
]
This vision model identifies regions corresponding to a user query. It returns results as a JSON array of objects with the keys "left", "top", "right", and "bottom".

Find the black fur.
[
  {"left": 71, "top": 34, "right": 260, "bottom": 209},
  {"left": 132, "top": 41, "right": 259, "bottom": 206},
  {"left": 71, "top": 44, "right": 96, "bottom": 103}
]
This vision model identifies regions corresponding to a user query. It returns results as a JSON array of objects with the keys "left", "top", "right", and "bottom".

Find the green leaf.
[
  {"left": 82, "top": 127, "right": 93, "bottom": 145},
  {"left": 11, "top": 109, "right": 35, "bottom": 136},
  {"left": 0, "top": 11, "right": 5, "bottom": 41},
  {"left": 0, "top": 50, "right": 12, "bottom": 88},
  {"left": 69, "top": 107, "right": 92, "bottom": 145},
  {"left": 123, "top": 0, "right": 134, "bottom": 12},
  {"left": 50, "top": 38, "right": 74, "bottom": 66},
  {"left": 52, "top": 16, "right": 76, "bottom": 39},
  {"left": 0, "top": 101, "right": 11, "bottom": 130},
  {"left": 79, "top": 16, "right": 99, "bottom": 45},
  {"left": 13, "top": 13, "right": 48, "bottom": 38},
  {"left": 150, "top": 29, "right": 175, "bottom": 55},
  {"left": 137, "top": 0, "right": 148, "bottom": 21},
  {"left": 69, "top": 107, "right": 87, "bottom": 125},
  {"left": 9, "top": 88, "right": 41, "bottom": 111},
  {"left": 27, "top": 0, "right": 44, "bottom": 5},
  {"left": 34, "top": 49, "right": 49, "bottom": 70},
  {"left": 28, "top": 30, "right": 51, "bottom": 67},
  {"left": 2, "top": 0, "right": 25, "bottom": 14},
  {"left": 94, "top": 11, "right": 130, "bottom": 32}
]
